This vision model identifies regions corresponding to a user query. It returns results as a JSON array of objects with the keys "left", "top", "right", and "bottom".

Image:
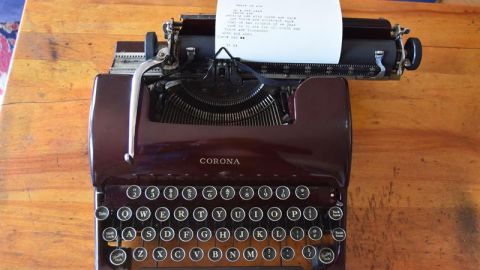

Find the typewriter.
[{"left": 89, "top": 14, "right": 421, "bottom": 270}]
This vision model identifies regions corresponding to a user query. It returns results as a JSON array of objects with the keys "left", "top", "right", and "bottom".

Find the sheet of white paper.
[{"left": 215, "top": 0, "right": 343, "bottom": 64}]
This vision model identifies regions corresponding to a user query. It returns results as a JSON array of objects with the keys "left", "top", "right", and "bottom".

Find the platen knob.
[{"left": 405, "top": 37, "right": 422, "bottom": 70}]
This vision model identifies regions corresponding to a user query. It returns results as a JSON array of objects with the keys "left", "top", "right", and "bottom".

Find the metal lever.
[{"left": 374, "top": 50, "right": 385, "bottom": 79}]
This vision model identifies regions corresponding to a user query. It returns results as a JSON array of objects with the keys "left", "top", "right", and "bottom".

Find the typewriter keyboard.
[{"left": 95, "top": 185, "right": 346, "bottom": 269}]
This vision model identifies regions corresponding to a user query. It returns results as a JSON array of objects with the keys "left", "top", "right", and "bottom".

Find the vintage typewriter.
[{"left": 89, "top": 14, "right": 421, "bottom": 270}]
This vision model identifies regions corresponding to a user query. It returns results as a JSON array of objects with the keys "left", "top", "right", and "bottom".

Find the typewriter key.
[
  {"left": 295, "top": 185, "right": 310, "bottom": 200},
  {"left": 302, "top": 245, "right": 317, "bottom": 260},
  {"left": 318, "top": 247, "right": 335, "bottom": 264},
  {"left": 239, "top": 186, "right": 255, "bottom": 200},
  {"left": 303, "top": 206, "right": 318, "bottom": 221},
  {"left": 290, "top": 226, "right": 305, "bottom": 241},
  {"left": 275, "top": 186, "right": 291, "bottom": 200},
  {"left": 117, "top": 206, "right": 132, "bottom": 221},
  {"left": 193, "top": 207, "right": 208, "bottom": 222},
  {"left": 208, "top": 247, "right": 223, "bottom": 262},
  {"left": 132, "top": 247, "right": 148, "bottom": 261},
  {"left": 152, "top": 247, "right": 167, "bottom": 261},
  {"left": 102, "top": 227, "right": 117, "bottom": 242},
  {"left": 215, "top": 227, "right": 231, "bottom": 242},
  {"left": 189, "top": 247, "right": 204, "bottom": 261},
  {"left": 258, "top": 185, "right": 273, "bottom": 200},
  {"left": 253, "top": 227, "right": 267, "bottom": 241},
  {"left": 95, "top": 206, "right": 109, "bottom": 221},
  {"left": 281, "top": 246, "right": 295, "bottom": 261},
  {"left": 164, "top": 186, "right": 179, "bottom": 200},
  {"left": 126, "top": 185, "right": 141, "bottom": 200},
  {"left": 202, "top": 186, "right": 217, "bottom": 200},
  {"left": 328, "top": 206, "right": 343, "bottom": 221},
  {"left": 121, "top": 227, "right": 136, "bottom": 241},
  {"left": 286, "top": 206, "right": 302, "bottom": 221},
  {"left": 179, "top": 227, "right": 194, "bottom": 242},
  {"left": 171, "top": 247, "right": 186, "bottom": 262},
  {"left": 230, "top": 207, "right": 246, "bottom": 222},
  {"left": 212, "top": 207, "right": 227, "bottom": 222},
  {"left": 197, "top": 227, "right": 212, "bottom": 242},
  {"left": 174, "top": 206, "right": 189, "bottom": 221},
  {"left": 220, "top": 186, "right": 235, "bottom": 200},
  {"left": 182, "top": 186, "right": 197, "bottom": 201},
  {"left": 135, "top": 206, "right": 151, "bottom": 221},
  {"left": 141, "top": 226, "right": 156, "bottom": 241},
  {"left": 243, "top": 247, "right": 258, "bottom": 261},
  {"left": 332, "top": 227, "right": 347, "bottom": 242},
  {"left": 154, "top": 207, "right": 170, "bottom": 222},
  {"left": 109, "top": 248, "right": 127, "bottom": 266},
  {"left": 226, "top": 247, "right": 240, "bottom": 262},
  {"left": 248, "top": 207, "right": 263, "bottom": 222},
  {"left": 308, "top": 226, "right": 323, "bottom": 241},
  {"left": 267, "top": 207, "right": 282, "bottom": 221},
  {"left": 145, "top": 186, "right": 160, "bottom": 200},
  {"left": 159, "top": 227, "right": 175, "bottom": 241},
  {"left": 271, "top": 227, "right": 286, "bottom": 241},
  {"left": 262, "top": 247, "right": 276, "bottom": 261},
  {"left": 234, "top": 227, "right": 249, "bottom": 242}
]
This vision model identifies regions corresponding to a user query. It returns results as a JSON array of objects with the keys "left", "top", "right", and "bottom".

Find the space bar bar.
[{"left": 141, "top": 268, "right": 303, "bottom": 270}]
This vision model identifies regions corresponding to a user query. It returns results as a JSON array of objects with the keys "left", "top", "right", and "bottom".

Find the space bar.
[{"left": 141, "top": 268, "right": 303, "bottom": 270}]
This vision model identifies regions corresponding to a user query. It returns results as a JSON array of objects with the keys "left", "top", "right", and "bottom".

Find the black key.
[
  {"left": 117, "top": 206, "right": 132, "bottom": 221},
  {"left": 290, "top": 226, "right": 305, "bottom": 241},
  {"left": 155, "top": 207, "right": 170, "bottom": 222},
  {"left": 197, "top": 227, "right": 212, "bottom": 242},
  {"left": 243, "top": 247, "right": 258, "bottom": 261},
  {"left": 234, "top": 227, "right": 249, "bottom": 242},
  {"left": 208, "top": 247, "right": 222, "bottom": 262},
  {"left": 275, "top": 186, "right": 290, "bottom": 200},
  {"left": 220, "top": 186, "right": 235, "bottom": 200},
  {"left": 318, "top": 248, "right": 335, "bottom": 264},
  {"left": 215, "top": 227, "right": 230, "bottom": 242},
  {"left": 95, "top": 206, "right": 109, "bottom": 221},
  {"left": 132, "top": 247, "right": 148, "bottom": 261},
  {"left": 121, "top": 227, "right": 136, "bottom": 241},
  {"left": 262, "top": 246, "right": 276, "bottom": 261},
  {"left": 308, "top": 226, "right": 323, "bottom": 241},
  {"left": 295, "top": 185, "right": 310, "bottom": 200},
  {"left": 328, "top": 206, "right": 343, "bottom": 221},
  {"left": 332, "top": 227, "right": 347, "bottom": 242},
  {"left": 267, "top": 207, "right": 282, "bottom": 221},
  {"left": 174, "top": 207, "right": 189, "bottom": 221},
  {"left": 303, "top": 206, "right": 318, "bottom": 221},
  {"left": 164, "top": 186, "right": 179, "bottom": 200},
  {"left": 281, "top": 246, "right": 295, "bottom": 261},
  {"left": 126, "top": 185, "right": 141, "bottom": 200},
  {"left": 152, "top": 247, "right": 167, "bottom": 261},
  {"left": 109, "top": 249, "right": 127, "bottom": 266},
  {"left": 102, "top": 227, "right": 117, "bottom": 242},
  {"left": 182, "top": 186, "right": 197, "bottom": 201},
  {"left": 141, "top": 226, "right": 156, "bottom": 241},
  {"left": 253, "top": 227, "right": 267, "bottom": 242},
  {"left": 231, "top": 207, "right": 246, "bottom": 222},
  {"left": 248, "top": 207, "right": 263, "bottom": 222},
  {"left": 239, "top": 186, "right": 255, "bottom": 200},
  {"left": 286, "top": 206, "right": 302, "bottom": 221},
  {"left": 189, "top": 247, "right": 204, "bottom": 261},
  {"left": 226, "top": 247, "right": 240, "bottom": 262},
  {"left": 212, "top": 207, "right": 227, "bottom": 222},
  {"left": 302, "top": 245, "right": 316, "bottom": 260},
  {"left": 193, "top": 207, "right": 208, "bottom": 222},
  {"left": 145, "top": 186, "right": 160, "bottom": 200},
  {"left": 135, "top": 206, "right": 151, "bottom": 221},
  {"left": 271, "top": 227, "right": 286, "bottom": 241},
  {"left": 159, "top": 227, "right": 175, "bottom": 241},
  {"left": 179, "top": 227, "right": 194, "bottom": 242},
  {"left": 258, "top": 185, "right": 273, "bottom": 200},
  {"left": 171, "top": 247, "right": 186, "bottom": 262},
  {"left": 202, "top": 186, "right": 217, "bottom": 200}
]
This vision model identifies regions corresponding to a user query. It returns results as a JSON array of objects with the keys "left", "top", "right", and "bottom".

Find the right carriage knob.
[{"left": 405, "top": 37, "right": 422, "bottom": 70}]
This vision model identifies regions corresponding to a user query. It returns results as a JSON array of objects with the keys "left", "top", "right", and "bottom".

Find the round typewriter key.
[
  {"left": 318, "top": 247, "right": 335, "bottom": 264},
  {"left": 153, "top": 247, "right": 168, "bottom": 261},
  {"left": 239, "top": 186, "right": 255, "bottom": 200},
  {"left": 290, "top": 226, "right": 305, "bottom": 241},
  {"left": 286, "top": 206, "right": 302, "bottom": 221},
  {"left": 215, "top": 227, "right": 231, "bottom": 242},
  {"left": 179, "top": 227, "right": 194, "bottom": 242},
  {"left": 302, "top": 245, "right": 317, "bottom": 260},
  {"left": 171, "top": 247, "right": 186, "bottom": 262},
  {"left": 208, "top": 247, "right": 223, "bottom": 262},
  {"left": 248, "top": 207, "right": 263, "bottom": 222},
  {"left": 132, "top": 247, "right": 148, "bottom": 262},
  {"left": 281, "top": 246, "right": 295, "bottom": 261},
  {"left": 145, "top": 186, "right": 160, "bottom": 200},
  {"left": 163, "top": 186, "right": 179, "bottom": 200},
  {"left": 295, "top": 185, "right": 310, "bottom": 200},
  {"left": 126, "top": 185, "right": 141, "bottom": 200},
  {"left": 95, "top": 206, "right": 110, "bottom": 221},
  {"left": 109, "top": 248, "right": 127, "bottom": 266},
  {"left": 253, "top": 227, "right": 267, "bottom": 241},
  {"left": 226, "top": 247, "right": 240, "bottom": 262},
  {"left": 193, "top": 207, "right": 208, "bottom": 222},
  {"left": 275, "top": 186, "right": 291, "bottom": 200},
  {"left": 159, "top": 227, "right": 175, "bottom": 241},
  {"left": 212, "top": 207, "right": 227, "bottom": 222},
  {"left": 182, "top": 186, "right": 197, "bottom": 201},
  {"left": 308, "top": 226, "right": 323, "bottom": 241},
  {"left": 258, "top": 185, "right": 273, "bottom": 200},
  {"left": 271, "top": 227, "right": 286, "bottom": 241},
  {"left": 155, "top": 207, "right": 170, "bottom": 222},
  {"left": 117, "top": 206, "right": 132, "bottom": 221},
  {"left": 267, "top": 207, "right": 282, "bottom": 222},
  {"left": 197, "top": 227, "right": 212, "bottom": 242},
  {"left": 189, "top": 247, "right": 204, "bottom": 261},
  {"left": 220, "top": 186, "right": 235, "bottom": 200},
  {"left": 262, "top": 246, "right": 277, "bottom": 261},
  {"left": 102, "top": 227, "right": 117, "bottom": 242},
  {"left": 135, "top": 206, "right": 151, "bottom": 221},
  {"left": 243, "top": 247, "right": 258, "bottom": 261},
  {"left": 174, "top": 206, "right": 189, "bottom": 221},
  {"left": 332, "top": 227, "right": 347, "bottom": 242},
  {"left": 202, "top": 186, "right": 217, "bottom": 200},
  {"left": 121, "top": 227, "right": 136, "bottom": 241},
  {"left": 234, "top": 227, "right": 249, "bottom": 242},
  {"left": 141, "top": 226, "right": 156, "bottom": 241},
  {"left": 328, "top": 206, "right": 343, "bottom": 221},
  {"left": 231, "top": 207, "right": 246, "bottom": 222},
  {"left": 303, "top": 206, "right": 318, "bottom": 221}
]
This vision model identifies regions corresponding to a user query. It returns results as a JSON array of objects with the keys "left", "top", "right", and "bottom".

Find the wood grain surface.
[{"left": 1, "top": 0, "right": 479, "bottom": 269}]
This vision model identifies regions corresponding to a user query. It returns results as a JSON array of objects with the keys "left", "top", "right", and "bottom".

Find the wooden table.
[{"left": 1, "top": 0, "right": 479, "bottom": 269}]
